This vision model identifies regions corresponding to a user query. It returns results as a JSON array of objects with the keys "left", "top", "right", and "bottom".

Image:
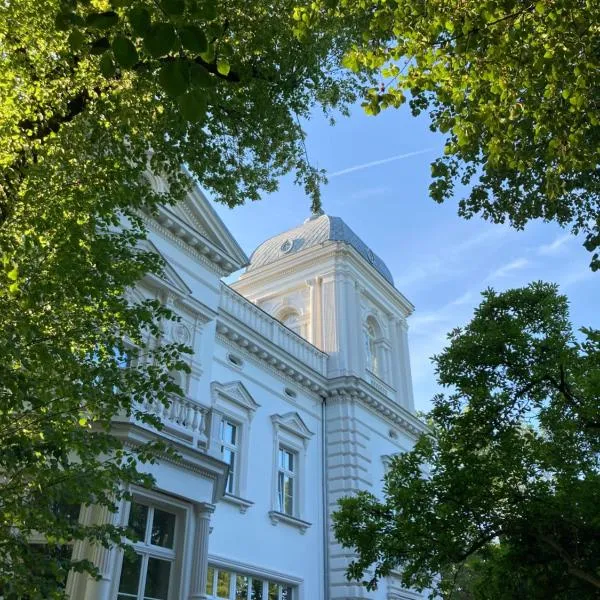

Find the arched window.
[
  {"left": 364, "top": 316, "right": 381, "bottom": 376},
  {"left": 280, "top": 310, "right": 302, "bottom": 336}
]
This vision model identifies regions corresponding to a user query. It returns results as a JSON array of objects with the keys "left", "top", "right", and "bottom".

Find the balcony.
[{"left": 219, "top": 283, "right": 328, "bottom": 376}]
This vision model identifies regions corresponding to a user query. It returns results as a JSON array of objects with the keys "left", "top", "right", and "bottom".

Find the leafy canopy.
[
  {"left": 333, "top": 283, "right": 600, "bottom": 599},
  {"left": 297, "top": 0, "right": 600, "bottom": 268},
  {"left": 0, "top": 0, "right": 365, "bottom": 596}
]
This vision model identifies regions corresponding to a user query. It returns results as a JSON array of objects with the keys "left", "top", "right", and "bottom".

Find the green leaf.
[
  {"left": 90, "top": 37, "right": 111, "bottom": 55},
  {"left": 160, "top": 0, "right": 185, "bottom": 16},
  {"left": 86, "top": 11, "right": 119, "bottom": 30},
  {"left": 100, "top": 53, "right": 116, "bottom": 78},
  {"left": 189, "top": 63, "right": 216, "bottom": 87},
  {"left": 128, "top": 6, "right": 151, "bottom": 37},
  {"left": 67, "top": 29, "right": 86, "bottom": 52},
  {"left": 112, "top": 36, "right": 138, "bottom": 69},
  {"left": 179, "top": 26, "right": 208, "bottom": 53},
  {"left": 216, "top": 58, "right": 230, "bottom": 76},
  {"left": 178, "top": 89, "right": 208, "bottom": 122},
  {"left": 199, "top": 43, "right": 215, "bottom": 64},
  {"left": 143, "top": 23, "right": 177, "bottom": 57},
  {"left": 7, "top": 266, "right": 18, "bottom": 281},
  {"left": 202, "top": 0, "right": 218, "bottom": 21},
  {"left": 158, "top": 61, "right": 189, "bottom": 97}
]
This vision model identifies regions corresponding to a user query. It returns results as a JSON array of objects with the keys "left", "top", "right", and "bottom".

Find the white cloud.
[
  {"left": 486, "top": 257, "right": 530, "bottom": 280},
  {"left": 538, "top": 233, "right": 572, "bottom": 256},
  {"left": 328, "top": 148, "right": 434, "bottom": 178}
]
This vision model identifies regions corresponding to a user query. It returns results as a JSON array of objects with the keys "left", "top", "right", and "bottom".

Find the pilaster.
[{"left": 189, "top": 503, "right": 216, "bottom": 600}]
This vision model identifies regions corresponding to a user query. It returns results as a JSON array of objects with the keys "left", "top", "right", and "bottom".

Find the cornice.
[
  {"left": 234, "top": 241, "right": 414, "bottom": 316},
  {"left": 139, "top": 212, "right": 230, "bottom": 277},
  {"left": 326, "top": 376, "right": 427, "bottom": 438},
  {"left": 215, "top": 318, "right": 328, "bottom": 396}
]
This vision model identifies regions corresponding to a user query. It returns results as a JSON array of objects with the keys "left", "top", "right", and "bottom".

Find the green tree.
[
  {"left": 297, "top": 0, "right": 600, "bottom": 268},
  {"left": 0, "top": 1, "right": 363, "bottom": 596},
  {"left": 333, "top": 283, "right": 600, "bottom": 599}
]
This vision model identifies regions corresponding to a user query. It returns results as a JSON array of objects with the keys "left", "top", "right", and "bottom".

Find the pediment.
[
  {"left": 138, "top": 239, "right": 192, "bottom": 296},
  {"left": 211, "top": 381, "right": 260, "bottom": 414},
  {"left": 271, "top": 412, "right": 314, "bottom": 441},
  {"left": 144, "top": 170, "right": 249, "bottom": 274}
]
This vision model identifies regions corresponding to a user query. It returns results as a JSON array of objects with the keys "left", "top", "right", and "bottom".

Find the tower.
[{"left": 232, "top": 212, "right": 415, "bottom": 411}]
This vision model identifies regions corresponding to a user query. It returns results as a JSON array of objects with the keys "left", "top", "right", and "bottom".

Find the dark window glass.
[
  {"left": 143, "top": 557, "right": 171, "bottom": 600},
  {"left": 150, "top": 508, "right": 176, "bottom": 549},
  {"left": 117, "top": 551, "right": 142, "bottom": 597},
  {"left": 128, "top": 502, "right": 149, "bottom": 541},
  {"left": 217, "top": 570, "right": 231, "bottom": 598},
  {"left": 235, "top": 574, "right": 248, "bottom": 600},
  {"left": 281, "top": 586, "right": 293, "bottom": 600},
  {"left": 206, "top": 566, "right": 215, "bottom": 595},
  {"left": 268, "top": 582, "right": 278, "bottom": 600},
  {"left": 251, "top": 578, "right": 263, "bottom": 600}
]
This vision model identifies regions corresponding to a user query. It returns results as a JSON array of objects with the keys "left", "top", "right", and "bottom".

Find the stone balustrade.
[{"left": 219, "top": 283, "right": 328, "bottom": 376}]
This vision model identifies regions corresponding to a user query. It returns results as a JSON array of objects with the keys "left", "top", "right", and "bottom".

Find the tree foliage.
[
  {"left": 0, "top": 1, "right": 364, "bottom": 596},
  {"left": 333, "top": 283, "right": 600, "bottom": 599},
  {"left": 298, "top": 0, "right": 600, "bottom": 268}
]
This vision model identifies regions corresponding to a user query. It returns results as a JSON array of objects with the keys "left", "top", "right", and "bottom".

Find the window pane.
[
  {"left": 217, "top": 570, "right": 231, "bottom": 598},
  {"left": 151, "top": 508, "right": 176, "bottom": 548},
  {"left": 282, "top": 475, "right": 293, "bottom": 515},
  {"left": 277, "top": 472, "right": 285, "bottom": 512},
  {"left": 281, "top": 586, "right": 293, "bottom": 600},
  {"left": 206, "top": 566, "right": 215, "bottom": 595},
  {"left": 268, "top": 582, "right": 278, "bottom": 600},
  {"left": 128, "top": 502, "right": 149, "bottom": 541},
  {"left": 236, "top": 574, "right": 248, "bottom": 600},
  {"left": 118, "top": 551, "right": 142, "bottom": 596},
  {"left": 221, "top": 421, "right": 237, "bottom": 445},
  {"left": 251, "top": 578, "right": 263, "bottom": 600},
  {"left": 144, "top": 557, "right": 171, "bottom": 600}
]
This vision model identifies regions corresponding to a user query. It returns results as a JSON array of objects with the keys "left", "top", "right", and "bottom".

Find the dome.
[{"left": 246, "top": 213, "right": 394, "bottom": 285}]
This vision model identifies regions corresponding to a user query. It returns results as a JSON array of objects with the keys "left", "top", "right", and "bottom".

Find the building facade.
[{"left": 66, "top": 182, "right": 426, "bottom": 600}]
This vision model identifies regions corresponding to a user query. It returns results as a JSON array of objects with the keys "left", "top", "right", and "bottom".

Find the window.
[
  {"left": 364, "top": 317, "right": 380, "bottom": 376},
  {"left": 206, "top": 566, "right": 295, "bottom": 600},
  {"left": 117, "top": 501, "right": 177, "bottom": 600},
  {"left": 276, "top": 447, "right": 296, "bottom": 516},
  {"left": 210, "top": 382, "right": 260, "bottom": 506},
  {"left": 269, "top": 412, "right": 313, "bottom": 532},
  {"left": 220, "top": 419, "right": 239, "bottom": 495},
  {"left": 280, "top": 311, "right": 301, "bottom": 336}
]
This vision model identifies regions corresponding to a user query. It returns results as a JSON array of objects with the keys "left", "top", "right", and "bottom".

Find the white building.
[{"left": 66, "top": 183, "right": 426, "bottom": 600}]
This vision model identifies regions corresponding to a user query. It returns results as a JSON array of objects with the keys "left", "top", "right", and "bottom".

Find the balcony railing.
[
  {"left": 219, "top": 283, "right": 328, "bottom": 375},
  {"left": 137, "top": 395, "right": 208, "bottom": 449}
]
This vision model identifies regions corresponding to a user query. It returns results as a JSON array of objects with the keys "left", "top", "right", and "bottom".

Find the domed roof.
[{"left": 246, "top": 213, "right": 394, "bottom": 285}]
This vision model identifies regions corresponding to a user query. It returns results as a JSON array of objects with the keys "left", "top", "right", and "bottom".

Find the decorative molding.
[
  {"left": 221, "top": 493, "right": 254, "bottom": 514},
  {"left": 271, "top": 412, "right": 314, "bottom": 447},
  {"left": 268, "top": 510, "right": 312, "bottom": 534},
  {"left": 211, "top": 380, "right": 261, "bottom": 415}
]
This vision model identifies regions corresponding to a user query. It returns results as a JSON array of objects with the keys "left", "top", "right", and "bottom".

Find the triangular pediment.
[
  {"left": 138, "top": 239, "right": 192, "bottom": 296},
  {"left": 145, "top": 170, "right": 249, "bottom": 275},
  {"left": 271, "top": 412, "right": 314, "bottom": 440},
  {"left": 211, "top": 381, "right": 260, "bottom": 413}
]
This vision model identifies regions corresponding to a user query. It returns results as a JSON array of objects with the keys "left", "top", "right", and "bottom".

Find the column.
[{"left": 189, "top": 503, "right": 215, "bottom": 600}]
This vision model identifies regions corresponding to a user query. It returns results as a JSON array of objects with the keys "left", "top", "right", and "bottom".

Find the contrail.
[{"left": 328, "top": 148, "right": 434, "bottom": 178}]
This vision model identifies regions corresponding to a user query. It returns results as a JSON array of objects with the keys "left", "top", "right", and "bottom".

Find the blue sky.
[{"left": 211, "top": 104, "right": 598, "bottom": 413}]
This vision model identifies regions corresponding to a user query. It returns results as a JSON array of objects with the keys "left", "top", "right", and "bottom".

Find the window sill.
[
  {"left": 268, "top": 511, "right": 311, "bottom": 534},
  {"left": 222, "top": 493, "right": 254, "bottom": 514}
]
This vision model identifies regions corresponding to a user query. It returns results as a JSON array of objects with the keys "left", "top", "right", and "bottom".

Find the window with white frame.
[
  {"left": 116, "top": 501, "right": 179, "bottom": 600},
  {"left": 364, "top": 316, "right": 381, "bottom": 377},
  {"left": 205, "top": 565, "right": 295, "bottom": 600},
  {"left": 280, "top": 310, "right": 302, "bottom": 337},
  {"left": 276, "top": 447, "right": 296, "bottom": 516},
  {"left": 210, "top": 382, "right": 260, "bottom": 505},
  {"left": 269, "top": 412, "right": 313, "bottom": 531},
  {"left": 220, "top": 419, "right": 239, "bottom": 495}
]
